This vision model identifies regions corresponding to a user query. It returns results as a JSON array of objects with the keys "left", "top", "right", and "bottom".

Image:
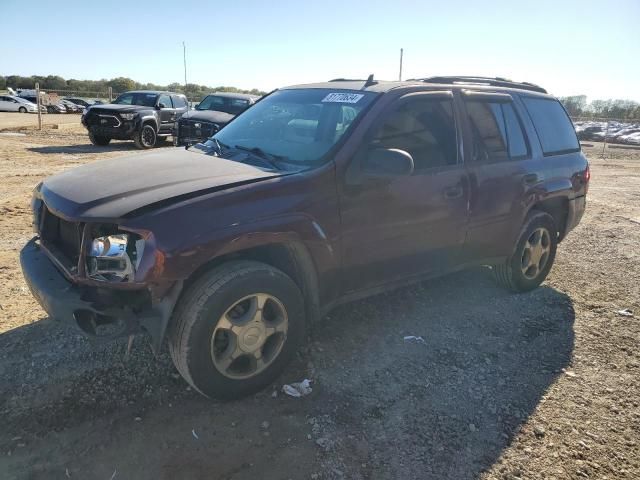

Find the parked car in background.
[
  {"left": 0, "top": 95, "right": 44, "bottom": 113},
  {"left": 176, "top": 92, "right": 259, "bottom": 146},
  {"left": 64, "top": 97, "right": 92, "bottom": 108},
  {"left": 81, "top": 90, "right": 189, "bottom": 148},
  {"left": 17, "top": 95, "right": 64, "bottom": 114},
  {"left": 59, "top": 99, "right": 82, "bottom": 113},
  {"left": 22, "top": 76, "right": 589, "bottom": 399}
]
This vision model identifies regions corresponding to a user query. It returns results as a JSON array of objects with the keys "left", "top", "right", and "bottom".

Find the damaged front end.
[{"left": 22, "top": 194, "right": 182, "bottom": 354}]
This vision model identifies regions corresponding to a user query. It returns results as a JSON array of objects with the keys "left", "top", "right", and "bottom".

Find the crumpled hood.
[
  {"left": 180, "top": 109, "right": 234, "bottom": 125},
  {"left": 41, "top": 148, "right": 283, "bottom": 220}
]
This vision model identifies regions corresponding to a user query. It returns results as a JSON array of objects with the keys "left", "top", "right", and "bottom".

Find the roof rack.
[{"left": 413, "top": 76, "right": 547, "bottom": 94}]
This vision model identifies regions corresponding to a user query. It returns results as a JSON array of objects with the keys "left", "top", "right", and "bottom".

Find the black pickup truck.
[
  {"left": 176, "top": 92, "right": 259, "bottom": 146},
  {"left": 82, "top": 90, "right": 188, "bottom": 149}
]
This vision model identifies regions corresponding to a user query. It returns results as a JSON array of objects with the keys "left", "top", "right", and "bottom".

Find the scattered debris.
[
  {"left": 282, "top": 379, "right": 312, "bottom": 397},
  {"left": 404, "top": 335, "right": 426, "bottom": 345},
  {"left": 192, "top": 429, "right": 199, "bottom": 440},
  {"left": 65, "top": 468, "right": 71, "bottom": 478},
  {"left": 271, "top": 390, "right": 278, "bottom": 398},
  {"left": 134, "top": 417, "right": 142, "bottom": 422},
  {"left": 109, "top": 469, "right": 117, "bottom": 480},
  {"left": 534, "top": 425, "right": 546, "bottom": 438},
  {"left": 469, "top": 423, "right": 477, "bottom": 432},
  {"left": 562, "top": 369, "right": 577, "bottom": 377},
  {"left": 261, "top": 421, "right": 270, "bottom": 430},
  {"left": 616, "top": 308, "right": 634, "bottom": 317}
]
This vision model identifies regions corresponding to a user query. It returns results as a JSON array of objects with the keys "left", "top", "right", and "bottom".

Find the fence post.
[
  {"left": 108, "top": 87, "right": 113, "bottom": 102},
  {"left": 601, "top": 120, "right": 608, "bottom": 159},
  {"left": 35, "top": 82, "right": 42, "bottom": 130}
]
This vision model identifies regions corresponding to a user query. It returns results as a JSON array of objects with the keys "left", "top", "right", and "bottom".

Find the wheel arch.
[
  {"left": 527, "top": 195, "right": 570, "bottom": 241},
  {"left": 179, "top": 240, "right": 321, "bottom": 325}
]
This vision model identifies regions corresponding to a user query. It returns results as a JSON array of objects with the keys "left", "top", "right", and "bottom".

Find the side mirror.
[{"left": 363, "top": 148, "right": 414, "bottom": 178}]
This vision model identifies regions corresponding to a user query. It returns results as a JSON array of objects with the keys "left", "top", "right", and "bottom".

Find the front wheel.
[
  {"left": 88, "top": 131, "right": 111, "bottom": 146},
  {"left": 134, "top": 124, "right": 157, "bottom": 149},
  {"left": 18, "top": 107, "right": 27, "bottom": 113},
  {"left": 493, "top": 211, "right": 558, "bottom": 292},
  {"left": 168, "top": 261, "right": 306, "bottom": 399}
]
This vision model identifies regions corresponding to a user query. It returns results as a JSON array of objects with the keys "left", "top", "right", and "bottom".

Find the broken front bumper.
[{"left": 20, "top": 239, "right": 181, "bottom": 352}]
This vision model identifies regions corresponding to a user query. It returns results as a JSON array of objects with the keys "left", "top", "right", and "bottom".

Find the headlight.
[
  {"left": 120, "top": 113, "right": 137, "bottom": 120},
  {"left": 87, "top": 233, "right": 145, "bottom": 282}
]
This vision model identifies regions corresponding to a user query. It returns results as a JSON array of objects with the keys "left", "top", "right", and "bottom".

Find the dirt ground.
[
  {"left": 0, "top": 121, "right": 638, "bottom": 480},
  {"left": 0, "top": 112, "right": 82, "bottom": 130}
]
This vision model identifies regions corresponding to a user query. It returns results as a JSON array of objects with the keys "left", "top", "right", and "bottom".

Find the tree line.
[
  {"left": 0, "top": 74, "right": 267, "bottom": 100},
  {"left": 558, "top": 95, "right": 639, "bottom": 121},
  {"left": 2, "top": 75, "right": 638, "bottom": 119}
]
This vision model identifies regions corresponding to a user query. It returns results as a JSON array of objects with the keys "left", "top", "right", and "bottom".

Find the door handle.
[
  {"left": 444, "top": 184, "right": 464, "bottom": 200},
  {"left": 523, "top": 173, "right": 539, "bottom": 185}
]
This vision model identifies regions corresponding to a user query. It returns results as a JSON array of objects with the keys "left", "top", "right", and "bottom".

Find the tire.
[
  {"left": 88, "top": 131, "right": 111, "bottom": 146},
  {"left": 134, "top": 124, "right": 157, "bottom": 149},
  {"left": 493, "top": 210, "right": 558, "bottom": 293},
  {"left": 18, "top": 107, "right": 27, "bottom": 113},
  {"left": 168, "top": 261, "right": 306, "bottom": 400}
]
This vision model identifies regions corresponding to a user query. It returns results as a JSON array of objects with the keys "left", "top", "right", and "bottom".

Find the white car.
[
  {"left": 622, "top": 132, "right": 640, "bottom": 145},
  {"left": 0, "top": 95, "right": 42, "bottom": 113}
]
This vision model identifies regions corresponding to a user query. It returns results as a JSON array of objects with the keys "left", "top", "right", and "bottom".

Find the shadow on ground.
[
  {"left": 0, "top": 268, "right": 574, "bottom": 479},
  {"left": 26, "top": 141, "right": 175, "bottom": 155}
]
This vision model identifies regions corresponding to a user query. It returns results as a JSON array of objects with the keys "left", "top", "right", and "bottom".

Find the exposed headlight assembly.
[
  {"left": 120, "top": 113, "right": 137, "bottom": 120},
  {"left": 87, "top": 233, "right": 145, "bottom": 282}
]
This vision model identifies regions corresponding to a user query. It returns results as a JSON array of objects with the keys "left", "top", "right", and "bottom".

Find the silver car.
[{"left": 0, "top": 95, "right": 42, "bottom": 113}]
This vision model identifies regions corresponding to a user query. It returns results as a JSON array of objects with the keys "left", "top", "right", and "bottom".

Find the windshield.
[
  {"left": 208, "top": 89, "right": 377, "bottom": 164},
  {"left": 113, "top": 92, "right": 158, "bottom": 107},
  {"left": 196, "top": 95, "right": 251, "bottom": 115}
]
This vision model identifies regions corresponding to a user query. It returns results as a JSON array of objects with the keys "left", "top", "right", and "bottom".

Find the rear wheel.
[
  {"left": 88, "top": 131, "right": 111, "bottom": 146},
  {"left": 134, "top": 124, "right": 157, "bottom": 149},
  {"left": 18, "top": 107, "right": 27, "bottom": 113},
  {"left": 493, "top": 211, "right": 558, "bottom": 292},
  {"left": 168, "top": 261, "right": 306, "bottom": 399}
]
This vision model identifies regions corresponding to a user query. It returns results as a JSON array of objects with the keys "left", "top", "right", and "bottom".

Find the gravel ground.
[{"left": 0, "top": 127, "right": 638, "bottom": 479}]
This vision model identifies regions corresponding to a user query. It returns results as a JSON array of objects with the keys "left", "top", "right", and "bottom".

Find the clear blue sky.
[{"left": 2, "top": 0, "right": 639, "bottom": 101}]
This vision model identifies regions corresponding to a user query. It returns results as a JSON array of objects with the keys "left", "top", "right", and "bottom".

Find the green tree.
[{"left": 108, "top": 77, "right": 137, "bottom": 93}]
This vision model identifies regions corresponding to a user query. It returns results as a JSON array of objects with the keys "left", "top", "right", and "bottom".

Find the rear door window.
[
  {"left": 466, "top": 100, "right": 530, "bottom": 162},
  {"left": 522, "top": 97, "right": 579, "bottom": 155},
  {"left": 502, "top": 103, "right": 529, "bottom": 158},
  {"left": 465, "top": 101, "right": 509, "bottom": 162},
  {"left": 172, "top": 95, "right": 187, "bottom": 108}
]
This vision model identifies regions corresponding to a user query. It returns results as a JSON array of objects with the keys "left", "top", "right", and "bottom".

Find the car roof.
[
  {"left": 282, "top": 78, "right": 555, "bottom": 98},
  {"left": 122, "top": 90, "right": 186, "bottom": 96},
  {"left": 205, "top": 91, "right": 260, "bottom": 100}
]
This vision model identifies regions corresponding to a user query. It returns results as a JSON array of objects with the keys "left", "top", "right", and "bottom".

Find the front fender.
[
  {"left": 162, "top": 213, "right": 339, "bottom": 285},
  {"left": 135, "top": 114, "right": 158, "bottom": 131}
]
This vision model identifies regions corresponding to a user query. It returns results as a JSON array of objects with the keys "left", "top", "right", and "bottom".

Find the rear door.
[
  {"left": 339, "top": 91, "right": 470, "bottom": 292},
  {"left": 157, "top": 94, "right": 176, "bottom": 133},
  {"left": 459, "top": 91, "right": 534, "bottom": 260},
  {"left": 171, "top": 95, "right": 189, "bottom": 119}
]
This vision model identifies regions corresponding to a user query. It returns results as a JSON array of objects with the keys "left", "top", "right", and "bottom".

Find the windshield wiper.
[{"left": 234, "top": 145, "right": 284, "bottom": 170}]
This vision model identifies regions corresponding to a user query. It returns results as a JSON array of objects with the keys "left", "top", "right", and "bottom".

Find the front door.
[{"left": 339, "top": 91, "right": 470, "bottom": 293}]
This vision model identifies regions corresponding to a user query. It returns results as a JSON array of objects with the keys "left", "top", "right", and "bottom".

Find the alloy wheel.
[
  {"left": 211, "top": 293, "right": 288, "bottom": 379},
  {"left": 520, "top": 227, "right": 551, "bottom": 280}
]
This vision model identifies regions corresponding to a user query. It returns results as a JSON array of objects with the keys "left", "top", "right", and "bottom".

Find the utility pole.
[
  {"left": 399, "top": 48, "right": 403, "bottom": 81},
  {"left": 183, "top": 41, "right": 188, "bottom": 90},
  {"left": 35, "top": 82, "right": 42, "bottom": 130}
]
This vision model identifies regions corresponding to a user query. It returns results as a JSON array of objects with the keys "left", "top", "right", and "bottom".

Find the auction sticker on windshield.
[{"left": 322, "top": 93, "right": 364, "bottom": 103}]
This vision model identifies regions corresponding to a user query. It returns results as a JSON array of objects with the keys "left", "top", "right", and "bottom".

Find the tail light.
[{"left": 584, "top": 164, "right": 590, "bottom": 193}]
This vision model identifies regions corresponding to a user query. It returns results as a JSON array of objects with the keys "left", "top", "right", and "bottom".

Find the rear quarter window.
[{"left": 522, "top": 97, "right": 579, "bottom": 155}]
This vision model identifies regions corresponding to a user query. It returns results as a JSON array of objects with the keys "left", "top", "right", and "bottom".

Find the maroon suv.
[{"left": 21, "top": 76, "right": 589, "bottom": 399}]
